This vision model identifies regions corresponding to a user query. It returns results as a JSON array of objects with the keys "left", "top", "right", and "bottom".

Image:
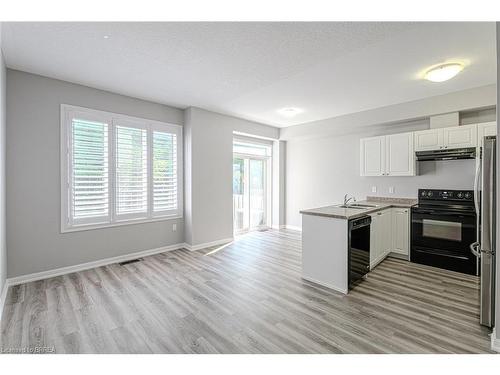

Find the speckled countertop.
[{"left": 300, "top": 197, "right": 417, "bottom": 220}]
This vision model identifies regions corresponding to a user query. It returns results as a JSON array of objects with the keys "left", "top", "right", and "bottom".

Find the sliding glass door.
[
  {"left": 233, "top": 157, "right": 247, "bottom": 232},
  {"left": 233, "top": 139, "right": 271, "bottom": 233}
]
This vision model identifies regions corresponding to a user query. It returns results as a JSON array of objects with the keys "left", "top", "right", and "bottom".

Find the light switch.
[
  {"left": 389, "top": 186, "right": 395, "bottom": 194},
  {"left": 172, "top": 223, "right": 177, "bottom": 232},
  {"left": 371, "top": 186, "right": 377, "bottom": 193}
]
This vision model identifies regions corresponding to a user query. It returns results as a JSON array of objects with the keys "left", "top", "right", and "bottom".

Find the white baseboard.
[
  {"left": 7, "top": 242, "right": 185, "bottom": 286},
  {"left": 271, "top": 225, "right": 287, "bottom": 230},
  {"left": 0, "top": 279, "right": 9, "bottom": 323},
  {"left": 183, "top": 237, "right": 234, "bottom": 251},
  {"left": 301, "top": 275, "right": 348, "bottom": 295},
  {"left": 285, "top": 225, "right": 302, "bottom": 232},
  {"left": 492, "top": 328, "right": 500, "bottom": 353}
]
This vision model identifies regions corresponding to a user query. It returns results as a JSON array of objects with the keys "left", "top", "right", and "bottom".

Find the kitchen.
[
  {"left": 300, "top": 114, "right": 497, "bottom": 331},
  {"left": 1, "top": 19, "right": 499, "bottom": 357}
]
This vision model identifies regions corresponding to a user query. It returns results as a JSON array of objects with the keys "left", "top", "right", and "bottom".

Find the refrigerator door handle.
[
  {"left": 482, "top": 139, "right": 494, "bottom": 255},
  {"left": 470, "top": 241, "right": 481, "bottom": 258},
  {"left": 473, "top": 157, "right": 481, "bottom": 215}
]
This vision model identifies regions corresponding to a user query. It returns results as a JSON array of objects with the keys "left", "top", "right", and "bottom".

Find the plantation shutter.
[
  {"left": 152, "top": 130, "right": 178, "bottom": 214},
  {"left": 115, "top": 124, "right": 148, "bottom": 219},
  {"left": 63, "top": 105, "right": 183, "bottom": 231},
  {"left": 71, "top": 118, "right": 110, "bottom": 224}
]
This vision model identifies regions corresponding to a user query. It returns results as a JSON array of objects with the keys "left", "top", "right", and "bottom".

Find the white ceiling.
[{"left": 1, "top": 22, "right": 496, "bottom": 127}]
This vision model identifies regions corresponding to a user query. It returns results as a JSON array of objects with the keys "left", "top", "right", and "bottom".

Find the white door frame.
[{"left": 233, "top": 152, "right": 271, "bottom": 234}]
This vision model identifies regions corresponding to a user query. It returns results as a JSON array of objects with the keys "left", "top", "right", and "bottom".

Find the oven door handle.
[
  {"left": 470, "top": 241, "right": 481, "bottom": 258},
  {"left": 413, "top": 210, "right": 436, "bottom": 215},
  {"left": 412, "top": 209, "right": 472, "bottom": 217}
]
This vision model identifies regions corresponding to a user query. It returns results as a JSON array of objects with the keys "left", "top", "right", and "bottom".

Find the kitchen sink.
[
  {"left": 337, "top": 203, "right": 378, "bottom": 209},
  {"left": 337, "top": 205, "right": 367, "bottom": 209}
]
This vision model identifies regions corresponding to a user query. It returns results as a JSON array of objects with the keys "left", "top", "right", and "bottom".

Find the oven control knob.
[
  {"left": 421, "top": 191, "right": 426, "bottom": 197},
  {"left": 465, "top": 192, "right": 472, "bottom": 199},
  {"left": 427, "top": 191, "right": 433, "bottom": 197},
  {"left": 457, "top": 192, "right": 464, "bottom": 198}
]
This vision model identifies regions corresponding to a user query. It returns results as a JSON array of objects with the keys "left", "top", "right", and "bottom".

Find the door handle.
[{"left": 470, "top": 242, "right": 480, "bottom": 258}]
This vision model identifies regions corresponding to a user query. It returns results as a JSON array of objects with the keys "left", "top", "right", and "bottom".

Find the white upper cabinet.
[
  {"left": 414, "top": 128, "right": 443, "bottom": 152},
  {"left": 360, "top": 136, "right": 385, "bottom": 176},
  {"left": 385, "top": 132, "right": 415, "bottom": 176},
  {"left": 443, "top": 124, "right": 477, "bottom": 149},
  {"left": 477, "top": 121, "right": 497, "bottom": 147},
  {"left": 360, "top": 133, "right": 415, "bottom": 176},
  {"left": 414, "top": 124, "right": 477, "bottom": 151},
  {"left": 361, "top": 123, "right": 490, "bottom": 176}
]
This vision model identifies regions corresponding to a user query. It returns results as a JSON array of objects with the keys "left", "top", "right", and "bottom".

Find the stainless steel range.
[{"left": 411, "top": 189, "right": 477, "bottom": 275}]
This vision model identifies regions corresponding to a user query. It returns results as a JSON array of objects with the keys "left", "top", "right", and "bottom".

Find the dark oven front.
[{"left": 411, "top": 208, "right": 477, "bottom": 275}]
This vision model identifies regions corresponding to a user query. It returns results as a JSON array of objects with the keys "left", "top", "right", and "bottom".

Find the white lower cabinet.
[
  {"left": 369, "top": 209, "right": 392, "bottom": 269},
  {"left": 370, "top": 207, "right": 409, "bottom": 269},
  {"left": 391, "top": 208, "right": 410, "bottom": 256}
]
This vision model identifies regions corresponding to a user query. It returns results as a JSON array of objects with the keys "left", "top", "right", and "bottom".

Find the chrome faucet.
[{"left": 343, "top": 194, "right": 356, "bottom": 206}]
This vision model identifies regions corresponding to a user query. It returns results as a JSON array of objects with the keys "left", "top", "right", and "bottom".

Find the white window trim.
[{"left": 61, "top": 104, "right": 183, "bottom": 233}]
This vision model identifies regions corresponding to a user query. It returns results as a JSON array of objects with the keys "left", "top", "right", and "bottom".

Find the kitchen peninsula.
[{"left": 300, "top": 197, "right": 416, "bottom": 294}]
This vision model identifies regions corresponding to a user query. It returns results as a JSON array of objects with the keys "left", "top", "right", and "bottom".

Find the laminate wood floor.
[{"left": 0, "top": 229, "right": 495, "bottom": 353}]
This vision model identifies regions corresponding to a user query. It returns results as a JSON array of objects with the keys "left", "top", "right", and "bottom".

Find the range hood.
[{"left": 416, "top": 147, "right": 476, "bottom": 161}]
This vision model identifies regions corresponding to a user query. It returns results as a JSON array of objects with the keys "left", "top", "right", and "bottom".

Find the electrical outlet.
[
  {"left": 389, "top": 186, "right": 395, "bottom": 194},
  {"left": 371, "top": 186, "right": 377, "bottom": 193},
  {"left": 172, "top": 223, "right": 177, "bottom": 232}
]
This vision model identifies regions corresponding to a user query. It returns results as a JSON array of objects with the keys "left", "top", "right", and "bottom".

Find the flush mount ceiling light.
[
  {"left": 424, "top": 63, "right": 464, "bottom": 82},
  {"left": 277, "top": 107, "right": 303, "bottom": 117},
  {"left": 103, "top": 35, "right": 110, "bottom": 39}
]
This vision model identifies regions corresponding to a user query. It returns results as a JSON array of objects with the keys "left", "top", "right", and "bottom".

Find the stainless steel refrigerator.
[{"left": 471, "top": 135, "right": 496, "bottom": 327}]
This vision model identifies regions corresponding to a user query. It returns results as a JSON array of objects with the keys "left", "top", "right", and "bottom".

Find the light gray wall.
[
  {"left": 461, "top": 108, "right": 496, "bottom": 125},
  {"left": 6, "top": 70, "right": 185, "bottom": 277},
  {"left": 184, "top": 107, "right": 279, "bottom": 246},
  {"left": 272, "top": 140, "right": 286, "bottom": 228},
  {"left": 496, "top": 22, "right": 500, "bottom": 345},
  {"left": 281, "top": 84, "right": 496, "bottom": 141},
  {"left": 286, "top": 118, "right": 483, "bottom": 228},
  {"left": 0, "top": 29, "right": 7, "bottom": 296}
]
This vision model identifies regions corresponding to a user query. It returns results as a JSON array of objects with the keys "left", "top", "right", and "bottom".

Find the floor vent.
[{"left": 119, "top": 258, "right": 143, "bottom": 266}]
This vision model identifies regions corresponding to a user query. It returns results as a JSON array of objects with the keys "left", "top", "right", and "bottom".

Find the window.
[
  {"left": 152, "top": 129, "right": 178, "bottom": 214},
  {"left": 61, "top": 105, "right": 183, "bottom": 232},
  {"left": 115, "top": 123, "right": 148, "bottom": 219}
]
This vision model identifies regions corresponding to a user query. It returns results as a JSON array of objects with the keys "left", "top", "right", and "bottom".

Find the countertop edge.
[{"left": 300, "top": 200, "right": 415, "bottom": 220}]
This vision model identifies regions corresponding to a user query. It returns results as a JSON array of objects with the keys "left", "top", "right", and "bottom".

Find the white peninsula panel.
[{"left": 301, "top": 214, "right": 348, "bottom": 294}]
